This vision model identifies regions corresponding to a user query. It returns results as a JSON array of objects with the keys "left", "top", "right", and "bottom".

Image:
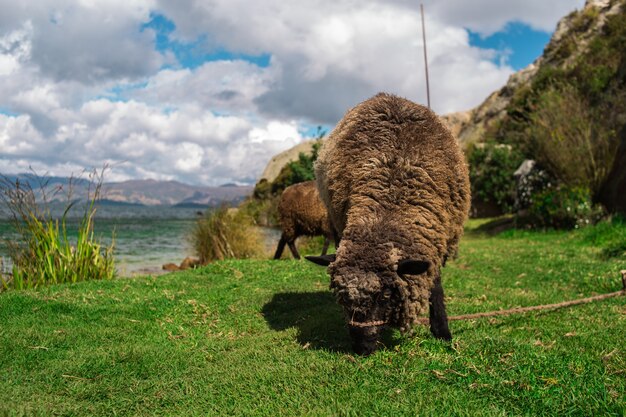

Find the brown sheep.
[
  {"left": 306, "top": 93, "right": 471, "bottom": 355},
  {"left": 273, "top": 180, "right": 335, "bottom": 260}
]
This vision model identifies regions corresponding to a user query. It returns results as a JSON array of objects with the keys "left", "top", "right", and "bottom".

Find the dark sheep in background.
[
  {"left": 307, "top": 93, "right": 471, "bottom": 355},
  {"left": 273, "top": 180, "right": 335, "bottom": 260}
]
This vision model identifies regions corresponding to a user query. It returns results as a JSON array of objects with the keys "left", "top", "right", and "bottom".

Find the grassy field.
[{"left": 1, "top": 219, "right": 625, "bottom": 416}]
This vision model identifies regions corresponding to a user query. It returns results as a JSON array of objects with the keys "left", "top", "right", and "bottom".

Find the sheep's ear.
[
  {"left": 305, "top": 254, "right": 336, "bottom": 266},
  {"left": 397, "top": 259, "right": 430, "bottom": 275}
]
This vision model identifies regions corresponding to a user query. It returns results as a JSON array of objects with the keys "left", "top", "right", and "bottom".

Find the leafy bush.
[
  {"left": 515, "top": 163, "right": 555, "bottom": 211},
  {"left": 253, "top": 179, "right": 272, "bottom": 200},
  {"left": 0, "top": 170, "right": 115, "bottom": 291},
  {"left": 571, "top": 5, "right": 600, "bottom": 34},
  {"left": 467, "top": 141, "right": 524, "bottom": 213},
  {"left": 191, "top": 206, "right": 265, "bottom": 263},
  {"left": 526, "top": 84, "right": 618, "bottom": 198},
  {"left": 493, "top": 5, "right": 626, "bottom": 209},
  {"left": 524, "top": 186, "right": 604, "bottom": 229}
]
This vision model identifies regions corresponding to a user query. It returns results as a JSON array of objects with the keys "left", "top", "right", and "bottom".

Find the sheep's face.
[{"left": 306, "top": 239, "right": 430, "bottom": 356}]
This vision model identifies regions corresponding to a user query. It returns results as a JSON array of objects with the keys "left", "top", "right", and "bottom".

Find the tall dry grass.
[{"left": 191, "top": 206, "right": 265, "bottom": 264}]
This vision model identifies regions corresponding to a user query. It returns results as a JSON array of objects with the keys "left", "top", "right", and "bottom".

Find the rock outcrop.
[{"left": 259, "top": 139, "right": 319, "bottom": 183}]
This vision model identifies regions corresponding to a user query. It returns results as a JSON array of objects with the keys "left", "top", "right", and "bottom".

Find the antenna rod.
[{"left": 420, "top": 3, "right": 431, "bottom": 109}]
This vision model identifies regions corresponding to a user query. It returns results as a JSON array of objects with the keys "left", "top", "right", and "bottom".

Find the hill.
[{"left": 258, "top": 139, "right": 320, "bottom": 183}]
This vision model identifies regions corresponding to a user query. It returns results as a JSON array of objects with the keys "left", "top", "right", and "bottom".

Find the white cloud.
[
  {"left": 248, "top": 121, "right": 301, "bottom": 144},
  {"left": 0, "top": 0, "right": 585, "bottom": 185},
  {"left": 174, "top": 142, "right": 204, "bottom": 172},
  {"left": 130, "top": 60, "right": 273, "bottom": 113},
  {"left": 0, "top": 99, "right": 304, "bottom": 185},
  {"left": 0, "top": 114, "right": 43, "bottom": 154},
  {"left": 154, "top": 0, "right": 520, "bottom": 120},
  {"left": 0, "top": 21, "right": 32, "bottom": 76},
  {"left": 423, "top": 0, "right": 586, "bottom": 35}
]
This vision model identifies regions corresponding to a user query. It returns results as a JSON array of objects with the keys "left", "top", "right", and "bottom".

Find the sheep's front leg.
[{"left": 429, "top": 274, "right": 452, "bottom": 341}]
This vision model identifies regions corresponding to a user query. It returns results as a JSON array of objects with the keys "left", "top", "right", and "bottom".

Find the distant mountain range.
[
  {"left": 0, "top": 175, "right": 253, "bottom": 207},
  {"left": 102, "top": 179, "right": 252, "bottom": 206}
]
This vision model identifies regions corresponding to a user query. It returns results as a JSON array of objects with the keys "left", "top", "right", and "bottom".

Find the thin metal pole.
[{"left": 420, "top": 3, "right": 431, "bottom": 108}]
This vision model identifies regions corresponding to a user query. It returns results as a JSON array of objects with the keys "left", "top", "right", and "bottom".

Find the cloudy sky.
[{"left": 0, "top": 0, "right": 585, "bottom": 185}]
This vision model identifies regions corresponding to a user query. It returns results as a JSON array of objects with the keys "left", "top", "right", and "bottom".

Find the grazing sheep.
[
  {"left": 274, "top": 180, "right": 335, "bottom": 260},
  {"left": 306, "top": 93, "right": 471, "bottom": 355}
]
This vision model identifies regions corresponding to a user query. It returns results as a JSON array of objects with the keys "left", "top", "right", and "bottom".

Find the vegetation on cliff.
[{"left": 468, "top": 0, "right": 626, "bottom": 226}]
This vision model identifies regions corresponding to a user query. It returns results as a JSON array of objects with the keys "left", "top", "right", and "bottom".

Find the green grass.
[{"left": 1, "top": 219, "right": 625, "bottom": 416}]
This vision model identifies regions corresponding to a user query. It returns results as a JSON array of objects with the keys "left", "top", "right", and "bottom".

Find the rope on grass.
[{"left": 413, "top": 270, "right": 626, "bottom": 326}]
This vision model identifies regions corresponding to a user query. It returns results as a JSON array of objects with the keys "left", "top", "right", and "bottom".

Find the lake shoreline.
[{"left": 1, "top": 205, "right": 283, "bottom": 278}]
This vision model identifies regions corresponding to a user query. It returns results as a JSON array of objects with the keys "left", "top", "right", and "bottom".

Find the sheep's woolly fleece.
[
  {"left": 315, "top": 92, "right": 471, "bottom": 330},
  {"left": 277, "top": 180, "right": 333, "bottom": 242}
]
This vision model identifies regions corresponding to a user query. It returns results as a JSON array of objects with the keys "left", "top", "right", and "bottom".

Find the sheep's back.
[
  {"left": 316, "top": 93, "right": 470, "bottom": 256},
  {"left": 278, "top": 181, "right": 330, "bottom": 238}
]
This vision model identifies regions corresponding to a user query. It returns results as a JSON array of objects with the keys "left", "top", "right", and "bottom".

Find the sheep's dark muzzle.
[{"left": 348, "top": 323, "right": 383, "bottom": 356}]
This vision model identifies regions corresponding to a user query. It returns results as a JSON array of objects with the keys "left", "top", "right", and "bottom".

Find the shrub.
[
  {"left": 191, "top": 206, "right": 265, "bottom": 263},
  {"left": 271, "top": 164, "right": 296, "bottom": 195},
  {"left": 0, "top": 169, "right": 115, "bottom": 292},
  {"left": 524, "top": 185, "right": 605, "bottom": 229},
  {"left": 239, "top": 196, "right": 280, "bottom": 227},
  {"left": 497, "top": 5, "right": 626, "bottom": 211},
  {"left": 253, "top": 179, "right": 272, "bottom": 200},
  {"left": 571, "top": 5, "right": 599, "bottom": 34},
  {"left": 526, "top": 84, "right": 619, "bottom": 198},
  {"left": 467, "top": 141, "right": 524, "bottom": 213}
]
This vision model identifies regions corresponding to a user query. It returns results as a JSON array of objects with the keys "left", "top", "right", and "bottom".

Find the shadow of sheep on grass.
[{"left": 262, "top": 291, "right": 398, "bottom": 353}]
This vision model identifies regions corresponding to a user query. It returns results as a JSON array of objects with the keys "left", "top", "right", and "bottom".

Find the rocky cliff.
[
  {"left": 259, "top": 139, "right": 319, "bottom": 183},
  {"left": 454, "top": 0, "right": 623, "bottom": 146}
]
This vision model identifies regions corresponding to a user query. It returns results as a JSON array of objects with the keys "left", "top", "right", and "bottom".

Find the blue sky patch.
[
  {"left": 298, "top": 124, "right": 332, "bottom": 139},
  {"left": 142, "top": 13, "right": 271, "bottom": 69},
  {"left": 468, "top": 22, "right": 551, "bottom": 70},
  {"left": 94, "top": 81, "right": 149, "bottom": 103},
  {"left": 0, "top": 108, "right": 19, "bottom": 117}
]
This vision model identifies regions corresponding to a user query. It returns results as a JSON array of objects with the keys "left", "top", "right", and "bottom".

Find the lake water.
[{"left": 0, "top": 205, "right": 253, "bottom": 277}]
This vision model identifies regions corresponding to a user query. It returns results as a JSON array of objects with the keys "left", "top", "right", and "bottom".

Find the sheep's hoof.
[{"left": 431, "top": 327, "right": 452, "bottom": 341}]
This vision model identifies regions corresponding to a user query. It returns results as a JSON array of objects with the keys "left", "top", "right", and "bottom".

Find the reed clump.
[{"left": 0, "top": 169, "right": 115, "bottom": 291}]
